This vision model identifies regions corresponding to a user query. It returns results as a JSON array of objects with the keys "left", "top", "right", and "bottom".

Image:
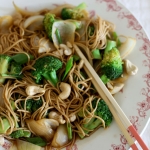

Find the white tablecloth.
[{"left": 118, "top": 0, "right": 150, "bottom": 149}]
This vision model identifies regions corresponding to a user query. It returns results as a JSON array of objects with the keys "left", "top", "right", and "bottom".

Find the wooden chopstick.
[
  {"left": 73, "top": 44, "right": 149, "bottom": 150},
  {"left": 84, "top": 66, "right": 138, "bottom": 150}
]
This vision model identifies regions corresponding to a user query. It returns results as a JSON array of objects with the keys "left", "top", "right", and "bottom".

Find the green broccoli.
[
  {"left": 31, "top": 56, "right": 62, "bottom": 86},
  {"left": 1, "top": 61, "right": 22, "bottom": 79},
  {"left": 32, "top": 99, "right": 43, "bottom": 112},
  {"left": 21, "top": 99, "right": 33, "bottom": 112},
  {"left": 0, "top": 118, "right": 10, "bottom": 134},
  {"left": 100, "top": 40, "right": 123, "bottom": 83},
  {"left": 0, "top": 53, "right": 34, "bottom": 84},
  {"left": 61, "top": 2, "right": 87, "bottom": 20},
  {"left": 10, "top": 129, "right": 31, "bottom": 139},
  {"left": 78, "top": 99, "right": 113, "bottom": 138},
  {"left": 0, "top": 55, "right": 11, "bottom": 84},
  {"left": 43, "top": 13, "right": 56, "bottom": 41},
  {"left": 21, "top": 99, "right": 43, "bottom": 113}
]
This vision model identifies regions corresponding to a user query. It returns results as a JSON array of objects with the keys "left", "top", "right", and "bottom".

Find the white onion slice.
[
  {"left": 23, "top": 15, "right": 44, "bottom": 29},
  {"left": 118, "top": 37, "right": 136, "bottom": 59}
]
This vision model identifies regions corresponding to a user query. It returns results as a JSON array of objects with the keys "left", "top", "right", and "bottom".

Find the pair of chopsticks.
[{"left": 73, "top": 44, "right": 149, "bottom": 150}]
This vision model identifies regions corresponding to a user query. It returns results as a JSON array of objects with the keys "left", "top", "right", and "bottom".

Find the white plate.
[{"left": 0, "top": 0, "right": 150, "bottom": 150}]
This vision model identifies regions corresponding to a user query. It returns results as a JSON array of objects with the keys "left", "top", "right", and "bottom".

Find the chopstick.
[{"left": 73, "top": 44, "right": 149, "bottom": 150}]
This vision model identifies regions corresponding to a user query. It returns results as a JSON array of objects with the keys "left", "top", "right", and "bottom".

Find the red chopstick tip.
[
  {"left": 130, "top": 143, "right": 138, "bottom": 150},
  {"left": 128, "top": 125, "right": 149, "bottom": 150}
]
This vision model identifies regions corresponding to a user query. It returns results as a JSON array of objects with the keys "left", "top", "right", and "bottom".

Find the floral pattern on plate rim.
[{"left": 2, "top": 0, "right": 150, "bottom": 150}]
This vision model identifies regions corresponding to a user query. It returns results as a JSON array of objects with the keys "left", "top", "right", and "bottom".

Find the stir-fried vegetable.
[
  {"left": 78, "top": 99, "right": 113, "bottom": 138},
  {"left": 43, "top": 13, "right": 56, "bottom": 41},
  {"left": 0, "top": 55, "right": 11, "bottom": 83},
  {"left": 61, "top": 2, "right": 87, "bottom": 20},
  {"left": 62, "top": 56, "right": 73, "bottom": 80},
  {"left": 100, "top": 40, "right": 123, "bottom": 83},
  {"left": 0, "top": 53, "right": 34, "bottom": 84},
  {"left": 0, "top": 118, "right": 10, "bottom": 134},
  {"left": 26, "top": 137, "right": 47, "bottom": 146},
  {"left": 31, "top": 56, "right": 63, "bottom": 86},
  {"left": 10, "top": 130, "right": 31, "bottom": 139},
  {"left": 21, "top": 99, "right": 43, "bottom": 113}
]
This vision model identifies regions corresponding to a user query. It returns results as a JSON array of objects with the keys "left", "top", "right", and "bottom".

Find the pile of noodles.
[{"left": 0, "top": 3, "right": 116, "bottom": 150}]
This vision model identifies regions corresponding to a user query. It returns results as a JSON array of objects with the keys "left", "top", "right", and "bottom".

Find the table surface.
[{"left": 118, "top": 0, "right": 150, "bottom": 149}]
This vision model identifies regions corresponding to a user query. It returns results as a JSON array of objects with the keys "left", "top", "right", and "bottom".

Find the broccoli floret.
[
  {"left": 1, "top": 61, "right": 23, "bottom": 79},
  {"left": 0, "top": 53, "right": 34, "bottom": 83},
  {"left": 61, "top": 2, "right": 87, "bottom": 20},
  {"left": 21, "top": 99, "right": 43, "bottom": 113},
  {"left": 43, "top": 13, "right": 56, "bottom": 40},
  {"left": 32, "top": 99, "right": 43, "bottom": 112},
  {"left": 92, "top": 99, "right": 113, "bottom": 127},
  {"left": 79, "top": 99, "right": 113, "bottom": 138},
  {"left": 100, "top": 40, "right": 123, "bottom": 82},
  {"left": 31, "top": 56, "right": 62, "bottom": 86},
  {"left": 21, "top": 99, "right": 33, "bottom": 112},
  {"left": 10, "top": 130, "right": 31, "bottom": 139},
  {"left": 0, "top": 55, "right": 11, "bottom": 84},
  {"left": 0, "top": 118, "right": 10, "bottom": 134},
  {"left": 10, "top": 61, "right": 22, "bottom": 75}
]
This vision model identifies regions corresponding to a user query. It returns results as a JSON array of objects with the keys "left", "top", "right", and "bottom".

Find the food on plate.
[{"left": 0, "top": 2, "right": 138, "bottom": 149}]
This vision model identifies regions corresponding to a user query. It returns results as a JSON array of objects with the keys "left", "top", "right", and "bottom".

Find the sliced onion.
[
  {"left": 76, "top": 20, "right": 87, "bottom": 41},
  {"left": 118, "top": 37, "right": 136, "bottom": 59},
  {"left": 51, "top": 124, "right": 69, "bottom": 147},
  {"left": 16, "top": 140, "right": 41, "bottom": 150},
  {"left": 26, "top": 119, "right": 59, "bottom": 141},
  {"left": 38, "top": 38, "right": 56, "bottom": 53},
  {"left": 0, "top": 16, "right": 13, "bottom": 33},
  {"left": 23, "top": 15, "right": 44, "bottom": 29},
  {"left": 13, "top": 2, "right": 40, "bottom": 16},
  {"left": 52, "top": 21, "right": 76, "bottom": 48}
]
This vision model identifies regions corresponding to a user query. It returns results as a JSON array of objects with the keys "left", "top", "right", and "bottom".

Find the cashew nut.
[
  {"left": 38, "top": 38, "right": 55, "bottom": 53},
  {"left": 110, "top": 83, "right": 124, "bottom": 94},
  {"left": 124, "top": 59, "right": 138, "bottom": 75},
  {"left": 106, "top": 82, "right": 114, "bottom": 90},
  {"left": 59, "top": 82, "right": 71, "bottom": 100},
  {"left": 26, "top": 85, "right": 45, "bottom": 96},
  {"left": 69, "top": 114, "right": 76, "bottom": 122},
  {"left": 60, "top": 44, "right": 72, "bottom": 56},
  {"left": 48, "top": 111, "right": 66, "bottom": 124}
]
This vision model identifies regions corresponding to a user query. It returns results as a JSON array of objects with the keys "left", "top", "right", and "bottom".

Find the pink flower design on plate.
[
  {"left": 120, "top": 134, "right": 127, "bottom": 145},
  {"left": 111, "top": 144, "right": 126, "bottom": 150},
  {"left": 136, "top": 32, "right": 150, "bottom": 58},
  {"left": 96, "top": 0, "right": 122, "bottom": 11},
  {"left": 2, "top": 141, "right": 11, "bottom": 150},
  {"left": 137, "top": 100, "right": 149, "bottom": 111},
  {"left": 118, "top": 12, "right": 142, "bottom": 30},
  {"left": 137, "top": 87, "right": 150, "bottom": 117}
]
